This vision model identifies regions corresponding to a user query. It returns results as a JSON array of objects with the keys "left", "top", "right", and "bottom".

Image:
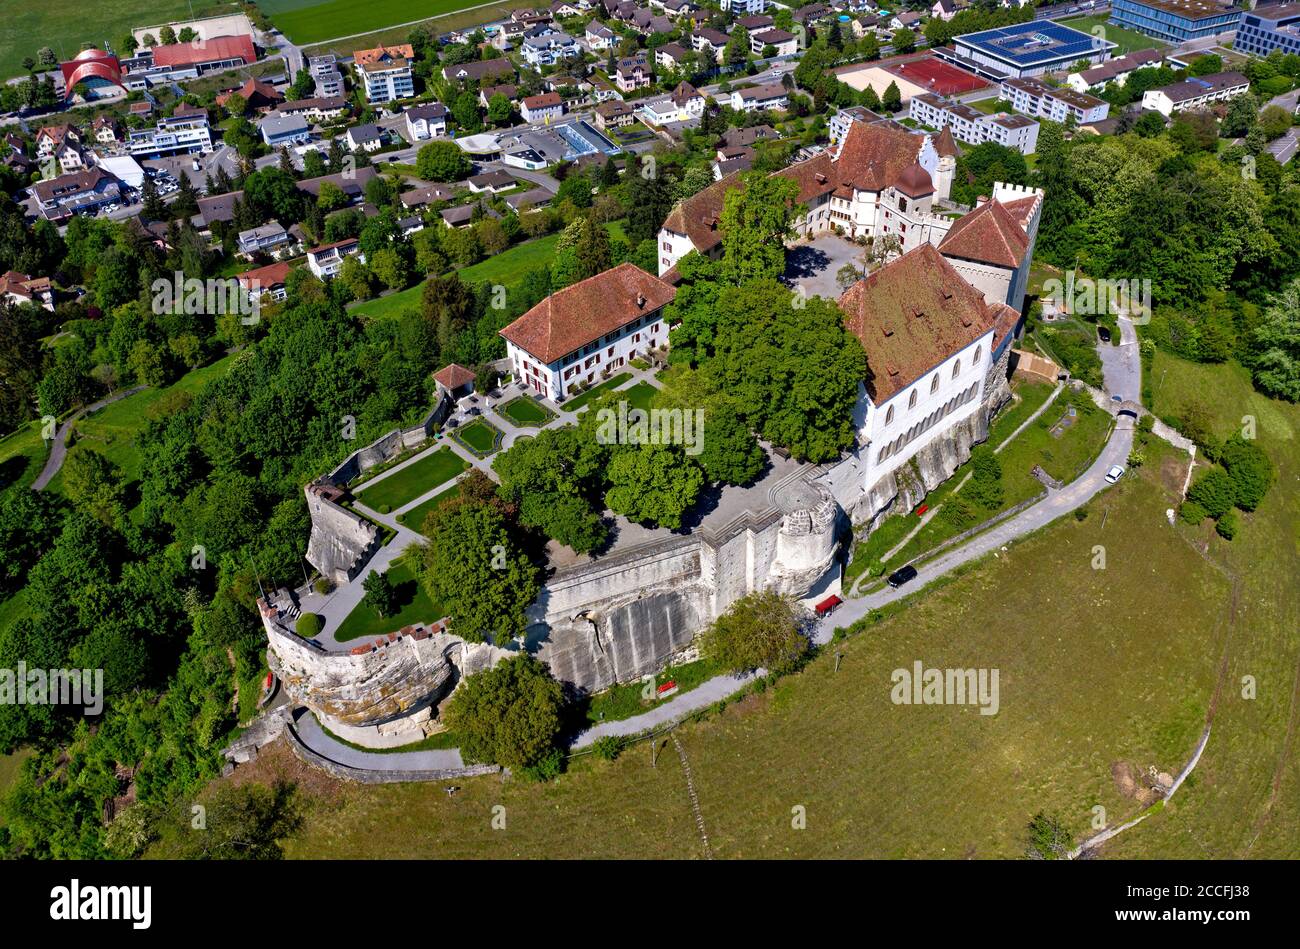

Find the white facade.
[
  {"left": 405, "top": 106, "right": 448, "bottom": 140},
  {"left": 731, "top": 86, "right": 789, "bottom": 113},
  {"left": 307, "top": 241, "right": 365, "bottom": 279},
  {"left": 521, "top": 32, "right": 581, "bottom": 66},
  {"left": 1141, "top": 74, "right": 1250, "bottom": 117},
  {"left": 722, "top": 0, "right": 767, "bottom": 12},
  {"left": 358, "top": 63, "right": 414, "bottom": 103},
  {"left": 909, "top": 94, "right": 1039, "bottom": 155},
  {"left": 750, "top": 30, "right": 798, "bottom": 56},
  {"left": 508, "top": 308, "right": 669, "bottom": 400},
  {"left": 1000, "top": 78, "right": 1109, "bottom": 125},
  {"left": 855, "top": 330, "right": 993, "bottom": 483},
  {"left": 127, "top": 114, "right": 212, "bottom": 158}
]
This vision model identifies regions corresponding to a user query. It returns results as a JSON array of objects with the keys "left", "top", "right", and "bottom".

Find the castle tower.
[{"left": 932, "top": 126, "right": 960, "bottom": 203}]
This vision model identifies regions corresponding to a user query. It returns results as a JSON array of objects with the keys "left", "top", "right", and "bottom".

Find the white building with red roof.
[
  {"left": 306, "top": 238, "right": 365, "bottom": 280},
  {"left": 500, "top": 263, "right": 676, "bottom": 400}
]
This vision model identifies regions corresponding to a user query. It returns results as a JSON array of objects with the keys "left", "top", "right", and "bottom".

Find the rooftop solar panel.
[{"left": 955, "top": 19, "right": 1114, "bottom": 66}]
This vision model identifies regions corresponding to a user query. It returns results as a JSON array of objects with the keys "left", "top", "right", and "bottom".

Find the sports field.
[
  {"left": 1058, "top": 15, "right": 1169, "bottom": 55},
  {"left": 0, "top": 0, "right": 234, "bottom": 83},
  {"left": 257, "top": 0, "right": 503, "bottom": 46}
]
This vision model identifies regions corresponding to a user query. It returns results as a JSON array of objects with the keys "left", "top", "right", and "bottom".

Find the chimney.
[{"left": 636, "top": 291, "right": 647, "bottom": 308}]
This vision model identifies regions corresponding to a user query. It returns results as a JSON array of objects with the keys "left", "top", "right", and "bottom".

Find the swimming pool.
[{"left": 554, "top": 120, "right": 621, "bottom": 158}]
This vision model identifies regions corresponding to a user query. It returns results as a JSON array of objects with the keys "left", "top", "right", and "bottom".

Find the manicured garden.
[
  {"left": 497, "top": 396, "right": 554, "bottom": 427},
  {"left": 621, "top": 381, "right": 659, "bottom": 413},
  {"left": 354, "top": 447, "right": 467, "bottom": 512},
  {"left": 563, "top": 373, "right": 633, "bottom": 412},
  {"left": 452, "top": 419, "right": 503, "bottom": 457},
  {"left": 396, "top": 481, "right": 462, "bottom": 531},
  {"left": 333, "top": 555, "right": 449, "bottom": 642}
]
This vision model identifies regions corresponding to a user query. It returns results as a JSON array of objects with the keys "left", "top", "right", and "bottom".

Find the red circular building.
[{"left": 60, "top": 49, "right": 125, "bottom": 101}]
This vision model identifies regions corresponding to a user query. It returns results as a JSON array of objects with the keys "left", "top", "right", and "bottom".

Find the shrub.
[
  {"left": 699, "top": 590, "right": 809, "bottom": 676},
  {"left": 592, "top": 735, "right": 626, "bottom": 761},
  {"left": 444, "top": 653, "right": 565, "bottom": 769},
  {"left": 1215, "top": 509, "right": 1239, "bottom": 540},
  {"left": 518, "top": 747, "right": 565, "bottom": 782},
  {"left": 313, "top": 578, "right": 332, "bottom": 595},
  {"left": 1074, "top": 507, "right": 1088, "bottom": 522},
  {"left": 1186, "top": 467, "right": 1235, "bottom": 519},
  {"left": 378, "top": 503, "right": 391, "bottom": 514},
  {"left": 940, "top": 494, "right": 979, "bottom": 529},
  {"left": 1218, "top": 434, "right": 1273, "bottom": 512},
  {"left": 296, "top": 613, "right": 322, "bottom": 637},
  {"left": 1179, "top": 500, "right": 1207, "bottom": 525}
]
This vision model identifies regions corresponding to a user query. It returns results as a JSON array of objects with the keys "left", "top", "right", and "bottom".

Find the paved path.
[
  {"left": 31, "top": 386, "right": 146, "bottom": 491},
  {"left": 293, "top": 708, "right": 467, "bottom": 771}
]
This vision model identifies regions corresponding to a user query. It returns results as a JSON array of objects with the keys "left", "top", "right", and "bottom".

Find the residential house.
[
  {"left": 237, "top": 222, "right": 293, "bottom": 257},
  {"left": 1001, "top": 77, "right": 1110, "bottom": 125},
  {"left": 217, "top": 77, "right": 283, "bottom": 112},
  {"left": 0, "top": 271, "right": 54, "bottom": 310},
  {"left": 595, "top": 99, "right": 637, "bottom": 129},
  {"left": 690, "top": 28, "right": 730, "bottom": 62},
  {"left": 259, "top": 114, "right": 312, "bottom": 148},
  {"left": 655, "top": 42, "right": 691, "bottom": 71},
  {"left": 909, "top": 94, "right": 1039, "bottom": 154},
  {"left": 28, "top": 167, "right": 122, "bottom": 222},
  {"left": 521, "top": 30, "right": 581, "bottom": 66},
  {"left": 127, "top": 107, "right": 212, "bottom": 159},
  {"left": 443, "top": 58, "right": 516, "bottom": 85},
  {"left": 1066, "top": 48, "right": 1164, "bottom": 92},
  {"left": 345, "top": 124, "right": 384, "bottom": 152},
  {"left": 480, "top": 83, "right": 519, "bottom": 107},
  {"left": 238, "top": 261, "right": 294, "bottom": 303},
  {"left": 1141, "top": 71, "right": 1250, "bottom": 116},
  {"left": 93, "top": 115, "right": 122, "bottom": 145},
  {"left": 751, "top": 28, "right": 798, "bottom": 56},
  {"left": 306, "top": 238, "right": 364, "bottom": 279},
  {"left": 468, "top": 170, "right": 517, "bottom": 193},
  {"left": 273, "top": 96, "right": 348, "bottom": 123},
  {"left": 405, "top": 102, "right": 449, "bottom": 140},
  {"left": 731, "top": 82, "right": 789, "bottom": 113},
  {"left": 614, "top": 56, "right": 653, "bottom": 93},
  {"left": 521, "top": 92, "right": 565, "bottom": 123}
]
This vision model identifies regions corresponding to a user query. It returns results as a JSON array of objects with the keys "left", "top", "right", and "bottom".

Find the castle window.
[
  {"left": 885, "top": 405, "right": 894, "bottom": 425},
  {"left": 973, "top": 345, "right": 982, "bottom": 365},
  {"left": 908, "top": 389, "right": 918, "bottom": 410},
  {"left": 930, "top": 374, "right": 939, "bottom": 394},
  {"left": 952, "top": 359, "right": 961, "bottom": 378}
]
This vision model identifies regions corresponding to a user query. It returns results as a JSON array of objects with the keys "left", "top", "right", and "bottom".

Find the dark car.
[
  {"left": 1097, "top": 326, "right": 1111, "bottom": 342},
  {"left": 887, "top": 564, "right": 918, "bottom": 589}
]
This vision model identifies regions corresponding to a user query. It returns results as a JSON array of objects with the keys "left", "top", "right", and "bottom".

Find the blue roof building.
[
  {"left": 952, "top": 20, "right": 1116, "bottom": 78},
  {"left": 1110, "top": 0, "right": 1242, "bottom": 44}
]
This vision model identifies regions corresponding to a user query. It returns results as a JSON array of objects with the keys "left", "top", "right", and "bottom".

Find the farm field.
[
  {"left": 0, "top": 0, "right": 234, "bottom": 82},
  {"left": 258, "top": 0, "right": 506, "bottom": 47}
]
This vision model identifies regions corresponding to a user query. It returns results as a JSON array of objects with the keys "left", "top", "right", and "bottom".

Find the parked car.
[
  {"left": 1105, "top": 464, "right": 1125, "bottom": 484},
  {"left": 887, "top": 564, "right": 918, "bottom": 589},
  {"left": 1097, "top": 326, "right": 1111, "bottom": 342}
]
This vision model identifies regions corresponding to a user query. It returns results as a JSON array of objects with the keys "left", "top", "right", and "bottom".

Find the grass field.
[
  {"left": 353, "top": 446, "right": 466, "bottom": 512},
  {"left": 497, "top": 396, "right": 553, "bottom": 427},
  {"left": 563, "top": 373, "right": 633, "bottom": 412},
  {"left": 0, "top": 0, "right": 235, "bottom": 82},
  {"left": 332, "top": 555, "right": 448, "bottom": 642},
  {"left": 0, "top": 421, "right": 50, "bottom": 493},
  {"left": 453, "top": 418, "right": 502, "bottom": 456},
  {"left": 59, "top": 353, "right": 240, "bottom": 489},
  {"left": 259, "top": 0, "right": 502, "bottom": 46},
  {"left": 260, "top": 439, "right": 1248, "bottom": 858},
  {"left": 1058, "top": 15, "right": 1169, "bottom": 55},
  {"left": 621, "top": 382, "right": 658, "bottom": 413},
  {"left": 296, "top": 0, "right": 519, "bottom": 55},
  {"left": 396, "top": 481, "right": 461, "bottom": 531},
  {"left": 353, "top": 224, "right": 627, "bottom": 321}
]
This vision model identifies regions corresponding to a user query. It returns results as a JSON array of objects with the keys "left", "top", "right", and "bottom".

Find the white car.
[{"left": 1105, "top": 465, "right": 1125, "bottom": 484}]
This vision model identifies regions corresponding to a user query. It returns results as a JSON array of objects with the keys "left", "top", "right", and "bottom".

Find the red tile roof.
[
  {"left": 151, "top": 34, "right": 256, "bottom": 69},
  {"left": 938, "top": 198, "right": 1030, "bottom": 270},
  {"left": 434, "top": 363, "right": 476, "bottom": 390},
  {"left": 838, "top": 243, "right": 999, "bottom": 405},
  {"left": 237, "top": 261, "right": 293, "bottom": 290},
  {"left": 934, "top": 125, "right": 960, "bottom": 159},
  {"left": 500, "top": 263, "right": 676, "bottom": 364},
  {"left": 661, "top": 173, "right": 744, "bottom": 256},
  {"left": 353, "top": 44, "right": 414, "bottom": 67}
]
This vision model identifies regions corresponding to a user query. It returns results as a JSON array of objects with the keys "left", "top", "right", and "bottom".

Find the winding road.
[{"left": 31, "top": 386, "right": 147, "bottom": 492}]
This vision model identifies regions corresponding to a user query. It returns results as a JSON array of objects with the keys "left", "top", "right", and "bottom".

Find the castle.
[{"left": 260, "top": 125, "right": 1045, "bottom": 747}]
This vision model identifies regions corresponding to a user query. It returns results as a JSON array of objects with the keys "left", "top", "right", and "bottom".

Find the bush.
[
  {"left": 1074, "top": 507, "right": 1088, "bottom": 522},
  {"left": 1179, "top": 500, "right": 1207, "bottom": 525},
  {"left": 592, "top": 735, "right": 626, "bottom": 762},
  {"left": 940, "top": 494, "right": 979, "bottom": 529},
  {"left": 517, "top": 747, "right": 565, "bottom": 782},
  {"left": 1215, "top": 510, "right": 1239, "bottom": 540},
  {"left": 1218, "top": 434, "right": 1273, "bottom": 512},
  {"left": 1186, "top": 467, "right": 1235, "bottom": 519},
  {"left": 296, "top": 613, "right": 322, "bottom": 637},
  {"left": 699, "top": 590, "right": 809, "bottom": 676},
  {"left": 313, "top": 578, "right": 332, "bottom": 595}
]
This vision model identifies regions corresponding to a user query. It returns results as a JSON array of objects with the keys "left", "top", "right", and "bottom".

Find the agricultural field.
[
  {"left": 257, "top": 0, "right": 505, "bottom": 47},
  {"left": 0, "top": 0, "right": 234, "bottom": 82}
]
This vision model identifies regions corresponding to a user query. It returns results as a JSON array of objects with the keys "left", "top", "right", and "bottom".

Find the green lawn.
[
  {"left": 0, "top": 0, "right": 234, "bottom": 82},
  {"left": 353, "top": 223, "right": 628, "bottom": 321},
  {"left": 0, "top": 421, "right": 50, "bottom": 492},
  {"left": 496, "top": 396, "right": 554, "bottom": 427},
  {"left": 396, "top": 481, "right": 462, "bottom": 531},
  {"left": 563, "top": 373, "right": 633, "bottom": 412},
  {"left": 453, "top": 418, "right": 502, "bottom": 456},
  {"left": 584, "top": 657, "right": 722, "bottom": 724},
  {"left": 1058, "top": 15, "right": 1169, "bottom": 54},
  {"left": 354, "top": 447, "right": 467, "bottom": 513},
  {"left": 65, "top": 353, "right": 240, "bottom": 486},
  {"left": 332, "top": 555, "right": 448, "bottom": 642},
  {"left": 621, "top": 381, "right": 658, "bottom": 413}
]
